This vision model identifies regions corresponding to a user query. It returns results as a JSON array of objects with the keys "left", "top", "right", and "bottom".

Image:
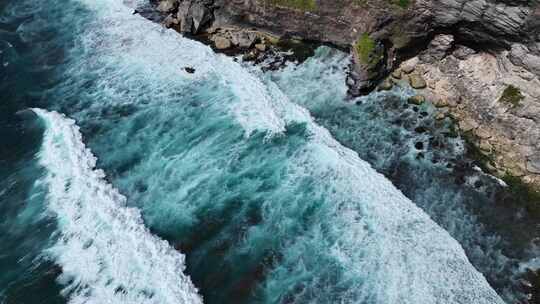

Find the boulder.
[
  {"left": 214, "top": 36, "right": 232, "bottom": 49},
  {"left": 474, "top": 127, "right": 492, "bottom": 139},
  {"left": 157, "top": 0, "right": 178, "bottom": 13},
  {"left": 231, "top": 31, "right": 258, "bottom": 48},
  {"left": 391, "top": 69, "right": 402, "bottom": 79},
  {"left": 191, "top": 2, "right": 213, "bottom": 34},
  {"left": 408, "top": 95, "right": 425, "bottom": 105},
  {"left": 420, "top": 34, "right": 454, "bottom": 63},
  {"left": 163, "top": 14, "right": 179, "bottom": 28},
  {"left": 409, "top": 74, "right": 427, "bottom": 89},
  {"left": 401, "top": 59, "right": 417, "bottom": 74},
  {"left": 509, "top": 44, "right": 540, "bottom": 77},
  {"left": 458, "top": 119, "right": 478, "bottom": 132},
  {"left": 177, "top": 1, "right": 193, "bottom": 33}
]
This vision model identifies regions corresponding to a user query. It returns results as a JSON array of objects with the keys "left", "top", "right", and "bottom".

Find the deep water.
[{"left": 0, "top": 0, "right": 538, "bottom": 303}]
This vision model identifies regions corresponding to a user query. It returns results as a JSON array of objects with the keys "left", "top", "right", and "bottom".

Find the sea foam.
[
  {"left": 33, "top": 108, "right": 202, "bottom": 304},
  {"left": 37, "top": 0, "right": 508, "bottom": 302}
]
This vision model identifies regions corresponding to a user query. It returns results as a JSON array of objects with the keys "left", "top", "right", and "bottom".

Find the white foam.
[
  {"left": 33, "top": 108, "right": 203, "bottom": 304},
  {"left": 48, "top": 0, "right": 506, "bottom": 301},
  {"left": 69, "top": 0, "right": 286, "bottom": 137},
  {"left": 237, "top": 52, "right": 506, "bottom": 303}
]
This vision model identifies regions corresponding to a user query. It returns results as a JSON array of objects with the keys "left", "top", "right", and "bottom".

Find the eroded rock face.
[
  {"left": 406, "top": 34, "right": 540, "bottom": 186},
  {"left": 155, "top": 0, "right": 539, "bottom": 87}
]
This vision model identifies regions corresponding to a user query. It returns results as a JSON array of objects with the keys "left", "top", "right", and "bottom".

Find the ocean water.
[{"left": 0, "top": 0, "right": 537, "bottom": 303}]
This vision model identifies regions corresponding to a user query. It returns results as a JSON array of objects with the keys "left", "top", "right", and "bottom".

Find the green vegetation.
[
  {"left": 355, "top": 33, "right": 382, "bottom": 66},
  {"left": 499, "top": 85, "right": 524, "bottom": 107},
  {"left": 267, "top": 0, "right": 317, "bottom": 11}
]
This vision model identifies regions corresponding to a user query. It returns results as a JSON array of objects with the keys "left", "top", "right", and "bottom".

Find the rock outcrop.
[{"left": 401, "top": 34, "right": 540, "bottom": 186}]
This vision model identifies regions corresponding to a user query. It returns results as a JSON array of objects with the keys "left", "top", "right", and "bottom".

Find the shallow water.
[{"left": 0, "top": 0, "right": 537, "bottom": 303}]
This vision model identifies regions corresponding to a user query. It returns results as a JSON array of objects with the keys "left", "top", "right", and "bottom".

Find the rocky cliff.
[{"left": 153, "top": 0, "right": 540, "bottom": 191}]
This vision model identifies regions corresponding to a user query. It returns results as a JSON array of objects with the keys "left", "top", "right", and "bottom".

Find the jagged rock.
[
  {"left": 509, "top": 44, "right": 540, "bottom": 77},
  {"left": 163, "top": 14, "right": 179, "bottom": 28},
  {"left": 527, "top": 156, "right": 540, "bottom": 174},
  {"left": 402, "top": 64, "right": 415, "bottom": 74},
  {"left": 433, "top": 98, "right": 449, "bottom": 108},
  {"left": 231, "top": 31, "right": 258, "bottom": 48},
  {"left": 409, "top": 74, "right": 427, "bottom": 89},
  {"left": 458, "top": 119, "right": 478, "bottom": 132},
  {"left": 479, "top": 140, "right": 493, "bottom": 153},
  {"left": 214, "top": 36, "right": 232, "bottom": 49},
  {"left": 420, "top": 34, "right": 454, "bottom": 63},
  {"left": 191, "top": 2, "right": 212, "bottom": 34},
  {"left": 408, "top": 95, "right": 425, "bottom": 105},
  {"left": 475, "top": 127, "right": 492, "bottom": 139},
  {"left": 453, "top": 45, "right": 476, "bottom": 60},
  {"left": 157, "top": 0, "right": 178, "bottom": 13},
  {"left": 177, "top": 1, "right": 193, "bottom": 33}
]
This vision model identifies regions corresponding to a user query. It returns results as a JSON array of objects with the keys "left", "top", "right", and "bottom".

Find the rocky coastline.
[{"left": 148, "top": 0, "right": 540, "bottom": 199}]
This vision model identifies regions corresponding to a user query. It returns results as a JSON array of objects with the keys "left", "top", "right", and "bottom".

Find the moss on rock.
[
  {"left": 355, "top": 33, "right": 383, "bottom": 66},
  {"left": 499, "top": 85, "right": 524, "bottom": 107}
]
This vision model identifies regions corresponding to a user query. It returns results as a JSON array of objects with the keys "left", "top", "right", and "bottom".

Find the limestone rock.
[
  {"left": 163, "top": 14, "right": 180, "bottom": 28},
  {"left": 191, "top": 3, "right": 213, "bottom": 34},
  {"left": 408, "top": 95, "right": 425, "bottom": 105},
  {"left": 509, "top": 44, "right": 540, "bottom": 77},
  {"left": 157, "top": 0, "right": 178, "bottom": 13},
  {"left": 458, "top": 119, "right": 478, "bottom": 132},
  {"left": 479, "top": 140, "right": 493, "bottom": 153},
  {"left": 409, "top": 74, "right": 427, "bottom": 89},
  {"left": 214, "top": 36, "right": 232, "bottom": 49},
  {"left": 177, "top": 1, "right": 193, "bottom": 33},
  {"left": 402, "top": 64, "right": 415, "bottom": 74},
  {"left": 231, "top": 31, "right": 257, "bottom": 48},
  {"left": 475, "top": 127, "right": 492, "bottom": 139},
  {"left": 527, "top": 155, "right": 540, "bottom": 174},
  {"left": 420, "top": 34, "right": 454, "bottom": 63},
  {"left": 453, "top": 45, "right": 476, "bottom": 60}
]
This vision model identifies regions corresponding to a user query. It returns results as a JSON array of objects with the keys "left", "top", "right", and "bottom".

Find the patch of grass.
[
  {"left": 267, "top": 0, "right": 317, "bottom": 11},
  {"left": 499, "top": 85, "right": 524, "bottom": 107},
  {"left": 355, "top": 33, "right": 382, "bottom": 66}
]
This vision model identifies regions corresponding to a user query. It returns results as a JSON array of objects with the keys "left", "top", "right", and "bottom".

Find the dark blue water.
[{"left": 0, "top": 0, "right": 538, "bottom": 303}]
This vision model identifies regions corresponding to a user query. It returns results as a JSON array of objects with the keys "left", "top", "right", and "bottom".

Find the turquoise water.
[{"left": 0, "top": 0, "right": 538, "bottom": 303}]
